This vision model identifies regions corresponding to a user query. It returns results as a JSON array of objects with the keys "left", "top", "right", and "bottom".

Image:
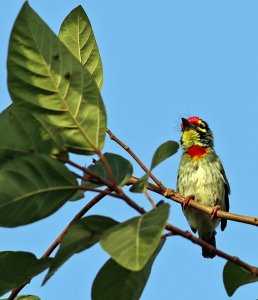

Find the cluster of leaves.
[
  {"left": 0, "top": 3, "right": 172, "bottom": 299},
  {"left": 1, "top": 2, "right": 257, "bottom": 300}
]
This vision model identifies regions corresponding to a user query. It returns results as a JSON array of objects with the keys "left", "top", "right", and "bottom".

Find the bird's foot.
[
  {"left": 182, "top": 195, "right": 194, "bottom": 209},
  {"left": 210, "top": 205, "right": 221, "bottom": 219}
]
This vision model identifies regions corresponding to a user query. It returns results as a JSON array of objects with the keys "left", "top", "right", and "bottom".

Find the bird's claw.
[
  {"left": 182, "top": 195, "right": 194, "bottom": 209},
  {"left": 210, "top": 205, "right": 221, "bottom": 219}
]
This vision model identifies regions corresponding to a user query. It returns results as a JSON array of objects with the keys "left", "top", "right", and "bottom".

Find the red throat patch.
[{"left": 187, "top": 145, "right": 208, "bottom": 158}]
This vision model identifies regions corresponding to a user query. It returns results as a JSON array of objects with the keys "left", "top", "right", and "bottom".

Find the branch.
[
  {"left": 107, "top": 128, "right": 165, "bottom": 191},
  {"left": 60, "top": 157, "right": 146, "bottom": 215},
  {"left": 96, "top": 150, "right": 116, "bottom": 186},
  {"left": 76, "top": 186, "right": 123, "bottom": 199},
  {"left": 126, "top": 177, "right": 258, "bottom": 227},
  {"left": 73, "top": 157, "right": 258, "bottom": 228},
  {"left": 144, "top": 189, "right": 156, "bottom": 208},
  {"left": 165, "top": 223, "right": 258, "bottom": 275},
  {"left": 8, "top": 169, "right": 258, "bottom": 300},
  {"left": 107, "top": 129, "right": 258, "bottom": 226},
  {"left": 59, "top": 157, "right": 114, "bottom": 188},
  {"left": 106, "top": 129, "right": 258, "bottom": 271},
  {"left": 105, "top": 180, "right": 258, "bottom": 275},
  {"left": 69, "top": 155, "right": 258, "bottom": 228}
]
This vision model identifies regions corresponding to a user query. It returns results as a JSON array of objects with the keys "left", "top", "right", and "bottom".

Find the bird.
[{"left": 177, "top": 116, "right": 230, "bottom": 258}]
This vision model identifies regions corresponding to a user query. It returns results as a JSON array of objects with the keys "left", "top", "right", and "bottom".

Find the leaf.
[
  {"left": 0, "top": 251, "right": 51, "bottom": 296},
  {"left": 150, "top": 141, "right": 179, "bottom": 170},
  {"left": 129, "top": 174, "right": 149, "bottom": 193},
  {"left": 223, "top": 261, "right": 258, "bottom": 296},
  {"left": 1, "top": 296, "right": 41, "bottom": 300},
  {"left": 85, "top": 153, "right": 133, "bottom": 187},
  {"left": 92, "top": 239, "right": 165, "bottom": 300},
  {"left": 0, "top": 154, "right": 77, "bottom": 227},
  {"left": 43, "top": 215, "right": 118, "bottom": 284},
  {"left": 0, "top": 106, "right": 67, "bottom": 162},
  {"left": 59, "top": 6, "right": 103, "bottom": 89},
  {"left": 68, "top": 189, "right": 85, "bottom": 201},
  {"left": 8, "top": 3, "right": 106, "bottom": 154},
  {"left": 100, "top": 204, "right": 169, "bottom": 271}
]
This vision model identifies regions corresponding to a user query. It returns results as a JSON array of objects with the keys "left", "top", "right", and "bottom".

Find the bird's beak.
[{"left": 181, "top": 118, "right": 193, "bottom": 130}]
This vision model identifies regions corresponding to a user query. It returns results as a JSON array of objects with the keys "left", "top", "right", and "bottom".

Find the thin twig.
[
  {"left": 144, "top": 190, "right": 156, "bottom": 208},
  {"left": 106, "top": 128, "right": 165, "bottom": 191},
  {"left": 76, "top": 186, "right": 122, "bottom": 199},
  {"left": 59, "top": 157, "right": 113, "bottom": 188},
  {"left": 96, "top": 150, "right": 116, "bottom": 186}
]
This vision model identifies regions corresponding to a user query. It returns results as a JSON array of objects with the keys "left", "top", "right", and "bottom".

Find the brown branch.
[
  {"left": 144, "top": 190, "right": 156, "bottom": 208},
  {"left": 76, "top": 186, "right": 122, "bottom": 199},
  {"left": 75, "top": 162, "right": 258, "bottom": 228},
  {"left": 112, "top": 178, "right": 258, "bottom": 273},
  {"left": 127, "top": 177, "right": 258, "bottom": 227},
  {"left": 106, "top": 129, "right": 258, "bottom": 226},
  {"left": 69, "top": 156, "right": 258, "bottom": 228},
  {"left": 107, "top": 128, "right": 165, "bottom": 191},
  {"left": 165, "top": 224, "right": 258, "bottom": 275},
  {"left": 58, "top": 168, "right": 258, "bottom": 276},
  {"left": 59, "top": 157, "right": 114, "bottom": 188},
  {"left": 107, "top": 129, "right": 258, "bottom": 226},
  {"left": 96, "top": 150, "right": 116, "bottom": 186},
  {"left": 8, "top": 191, "right": 109, "bottom": 300},
  {"left": 84, "top": 187, "right": 258, "bottom": 276},
  {"left": 60, "top": 157, "right": 146, "bottom": 215}
]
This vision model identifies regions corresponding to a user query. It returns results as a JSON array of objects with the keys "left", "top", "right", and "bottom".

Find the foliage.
[
  {"left": 0, "top": 2, "right": 256, "bottom": 299},
  {"left": 223, "top": 261, "right": 258, "bottom": 296}
]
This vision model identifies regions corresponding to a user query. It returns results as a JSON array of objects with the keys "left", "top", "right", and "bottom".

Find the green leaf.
[
  {"left": 100, "top": 204, "right": 169, "bottom": 271},
  {"left": 0, "top": 251, "right": 51, "bottom": 296},
  {"left": 129, "top": 174, "right": 149, "bottom": 193},
  {"left": 150, "top": 141, "right": 179, "bottom": 170},
  {"left": 43, "top": 215, "right": 118, "bottom": 284},
  {"left": 0, "top": 106, "right": 67, "bottom": 162},
  {"left": 68, "top": 189, "right": 85, "bottom": 201},
  {"left": 59, "top": 6, "right": 103, "bottom": 89},
  {"left": 223, "top": 261, "right": 258, "bottom": 296},
  {"left": 0, "top": 154, "right": 77, "bottom": 227},
  {"left": 85, "top": 153, "right": 133, "bottom": 187},
  {"left": 1, "top": 296, "right": 41, "bottom": 300},
  {"left": 8, "top": 3, "right": 106, "bottom": 154},
  {"left": 92, "top": 239, "right": 165, "bottom": 300}
]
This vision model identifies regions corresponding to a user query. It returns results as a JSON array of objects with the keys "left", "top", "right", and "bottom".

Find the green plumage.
[{"left": 177, "top": 117, "right": 230, "bottom": 258}]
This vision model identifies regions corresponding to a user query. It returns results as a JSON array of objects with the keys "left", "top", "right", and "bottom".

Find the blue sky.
[{"left": 1, "top": 1, "right": 258, "bottom": 299}]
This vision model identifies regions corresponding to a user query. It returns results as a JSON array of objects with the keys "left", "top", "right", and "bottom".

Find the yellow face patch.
[{"left": 182, "top": 129, "right": 200, "bottom": 148}]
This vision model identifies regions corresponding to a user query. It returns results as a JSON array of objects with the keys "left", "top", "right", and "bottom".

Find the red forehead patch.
[
  {"left": 187, "top": 116, "right": 201, "bottom": 124},
  {"left": 181, "top": 116, "right": 201, "bottom": 128}
]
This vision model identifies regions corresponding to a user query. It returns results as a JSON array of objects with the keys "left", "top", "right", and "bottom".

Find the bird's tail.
[{"left": 200, "top": 231, "right": 216, "bottom": 259}]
